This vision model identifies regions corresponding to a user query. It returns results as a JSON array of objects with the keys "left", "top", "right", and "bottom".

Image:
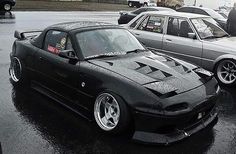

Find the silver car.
[{"left": 127, "top": 11, "right": 236, "bottom": 86}]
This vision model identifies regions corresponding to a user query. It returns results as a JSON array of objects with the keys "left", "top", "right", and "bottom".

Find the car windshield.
[
  {"left": 76, "top": 29, "right": 145, "bottom": 59},
  {"left": 191, "top": 17, "right": 228, "bottom": 39},
  {"left": 204, "top": 9, "right": 225, "bottom": 20}
]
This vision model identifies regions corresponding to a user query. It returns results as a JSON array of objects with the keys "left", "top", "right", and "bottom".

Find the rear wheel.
[
  {"left": 215, "top": 59, "right": 236, "bottom": 86},
  {"left": 94, "top": 92, "right": 131, "bottom": 134},
  {"left": 3, "top": 3, "right": 12, "bottom": 11},
  {"left": 9, "top": 57, "right": 29, "bottom": 86}
]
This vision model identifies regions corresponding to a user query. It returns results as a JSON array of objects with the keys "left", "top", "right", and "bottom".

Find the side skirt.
[{"left": 31, "top": 80, "right": 93, "bottom": 121}]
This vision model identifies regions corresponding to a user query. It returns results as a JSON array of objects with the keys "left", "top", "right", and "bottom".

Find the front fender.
[{"left": 214, "top": 54, "right": 236, "bottom": 67}]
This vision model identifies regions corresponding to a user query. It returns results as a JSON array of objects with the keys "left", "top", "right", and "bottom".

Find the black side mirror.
[
  {"left": 59, "top": 50, "right": 78, "bottom": 64},
  {"left": 14, "top": 31, "right": 25, "bottom": 40}
]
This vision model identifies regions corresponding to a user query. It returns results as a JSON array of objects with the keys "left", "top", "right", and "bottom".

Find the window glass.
[
  {"left": 137, "top": 16, "right": 149, "bottom": 30},
  {"left": 191, "top": 17, "right": 227, "bottom": 39},
  {"left": 167, "top": 17, "right": 193, "bottom": 38},
  {"left": 76, "top": 29, "right": 145, "bottom": 58},
  {"left": 144, "top": 16, "right": 165, "bottom": 33},
  {"left": 66, "top": 38, "right": 73, "bottom": 50},
  {"left": 130, "top": 15, "right": 144, "bottom": 28},
  {"left": 44, "top": 30, "right": 68, "bottom": 54},
  {"left": 178, "top": 7, "right": 192, "bottom": 13},
  {"left": 193, "top": 8, "right": 209, "bottom": 16},
  {"left": 132, "top": 8, "right": 147, "bottom": 15},
  {"left": 204, "top": 9, "right": 225, "bottom": 20}
]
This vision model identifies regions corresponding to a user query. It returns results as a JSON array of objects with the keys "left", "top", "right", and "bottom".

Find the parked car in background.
[
  {"left": 127, "top": 11, "right": 236, "bottom": 86},
  {"left": 216, "top": 10, "right": 229, "bottom": 19},
  {"left": 118, "top": 7, "right": 174, "bottom": 24},
  {"left": 157, "top": 0, "right": 184, "bottom": 10},
  {"left": 177, "top": 6, "right": 227, "bottom": 31},
  {"left": 10, "top": 21, "right": 220, "bottom": 145},
  {"left": 0, "top": 0, "right": 15, "bottom": 11},
  {"left": 127, "top": 0, "right": 149, "bottom": 7}
]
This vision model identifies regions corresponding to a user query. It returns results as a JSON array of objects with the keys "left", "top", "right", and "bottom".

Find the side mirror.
[
  {"left": 14, "top": 31, "right": 25, "bottom": 40},
  {"left": 59, "top": 50, "right": 79, "bottom": 63},
  {"left": 188, "top": 33, "right": 197, "bottom": 39}
]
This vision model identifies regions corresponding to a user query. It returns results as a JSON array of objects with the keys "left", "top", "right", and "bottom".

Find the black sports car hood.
[{"left": 88, "top": 52, "right": 206, "bottom": 95}]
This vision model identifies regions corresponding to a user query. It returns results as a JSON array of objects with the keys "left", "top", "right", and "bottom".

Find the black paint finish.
[{"left": 10, "top": 21, "right": 221, "bottom": 144}]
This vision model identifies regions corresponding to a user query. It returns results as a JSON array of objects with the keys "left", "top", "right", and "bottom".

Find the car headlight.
[{"left": 193, "top": 68, "right": 213, "bottom": 82}]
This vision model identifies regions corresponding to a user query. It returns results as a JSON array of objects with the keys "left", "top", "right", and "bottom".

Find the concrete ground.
[{"left": 0, "top": 11, "right": 236, "bottom": 154}]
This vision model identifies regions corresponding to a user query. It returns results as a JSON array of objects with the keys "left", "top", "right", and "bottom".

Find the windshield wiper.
[
  {"left": 126, "top": 49, "right": 147, "bottom": 54},
  {"left": 86, "top": 54, "right": 117, "bottom": 60}
]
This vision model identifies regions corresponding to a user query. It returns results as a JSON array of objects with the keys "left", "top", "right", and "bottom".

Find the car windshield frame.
[
  {"left": 75, "top": 28, "right": 146, "bottom": 59},
  {"left": 190, "top": 17, "right": 228, "bottom": 40}
]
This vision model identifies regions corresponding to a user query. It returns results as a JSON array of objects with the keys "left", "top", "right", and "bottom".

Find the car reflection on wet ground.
[{"left": 0, "top": 12, "right": 236, "bottom": 154}]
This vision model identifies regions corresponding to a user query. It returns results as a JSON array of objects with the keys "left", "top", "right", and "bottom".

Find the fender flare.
[{"left": 213, "top": 54, "right": 236, "bottom": 69}]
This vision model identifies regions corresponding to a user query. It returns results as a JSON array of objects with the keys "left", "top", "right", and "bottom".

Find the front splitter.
[{"left": 132, "top": 113, "right": 218, "bottom": 145}]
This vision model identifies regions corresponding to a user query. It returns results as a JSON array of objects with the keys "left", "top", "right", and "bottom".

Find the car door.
[
  {"left": 162, "top": 17, "right": 203, "bottom": 66},
  {"left": 33, "top": 30, "right": 81, "bottom": 103},
  {"left": 131, "top": 15, "right": 165, "bottom": 50}
]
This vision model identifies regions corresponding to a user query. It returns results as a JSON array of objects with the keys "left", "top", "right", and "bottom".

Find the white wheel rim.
[
  {"left": 217, "top": 60, "right": 236, "bottom": 84},
  {"left": 129, "top": 2, "right": 132, "bottom": 7},
  {"left": 4, "top": 4, "right": 11, "bottom": 11},
  {"left": 10, "top": 57, "right": 22, "bottom": 82},
  {"left": 94, "top": 93, "right": 120, "bottom": 131}
]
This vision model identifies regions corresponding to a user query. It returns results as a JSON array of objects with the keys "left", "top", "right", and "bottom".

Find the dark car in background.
[
  {"left": 10, "top": 21, "right": 220, "bottom": 145},
  {"left": 0, "top": 0, "right": 15, "bottom": 11},
  {"left": 177, "top": 6, "right": 227, "bottom": 31},
  {"left": 118, "top": 6, "right": 174, "bottom": 24}
]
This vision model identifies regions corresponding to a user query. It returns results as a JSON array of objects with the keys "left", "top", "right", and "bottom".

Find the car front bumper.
[{"left": 132, "top": 95, "right": 219, "bottom": 145}]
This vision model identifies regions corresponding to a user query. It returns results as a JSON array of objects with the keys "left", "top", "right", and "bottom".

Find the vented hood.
[{"left": 88, "top": 52, "right": 204, "bottom": 95}]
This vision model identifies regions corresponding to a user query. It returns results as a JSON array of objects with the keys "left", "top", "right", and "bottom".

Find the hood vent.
[
  {"left": 135, "top": 61, "right": 172, "bottom": 80},
  {"left": 146, "top": 56, "right": 189, "bottom": 74}
]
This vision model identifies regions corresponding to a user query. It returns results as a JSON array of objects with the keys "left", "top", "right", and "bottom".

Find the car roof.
[
  {"left": 48, "top": 21, "right": 118, "bottom": 32},
  {"left": 140, "top": 11, "right": 209, "bottom": 18},
  {"left": 147, "top": 6, "right": 174, "bottom": 10},
  {"left": 180, "top": 6, "right": 214, "bottom": 11}
]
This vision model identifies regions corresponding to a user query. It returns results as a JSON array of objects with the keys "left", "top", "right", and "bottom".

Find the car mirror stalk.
[{"left": 59, "top": 50, "right": 79, "bottom": 64}]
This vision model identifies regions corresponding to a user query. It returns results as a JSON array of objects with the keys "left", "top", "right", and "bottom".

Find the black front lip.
[{"left": 132, "top": 109, "right": 218, "bottom": 145}]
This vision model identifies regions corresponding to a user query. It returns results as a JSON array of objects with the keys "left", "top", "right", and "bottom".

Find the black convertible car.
[{"left": 10, "top": 21, "right": 220, "bottom": 145}]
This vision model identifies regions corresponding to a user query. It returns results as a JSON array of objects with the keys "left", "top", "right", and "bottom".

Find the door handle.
[{"left": 134, "top": 33, "right": 140, "bottom": 36}]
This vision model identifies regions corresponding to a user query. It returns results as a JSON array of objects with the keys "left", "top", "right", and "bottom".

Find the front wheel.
[
  {"left": 215, "top": 59, "right": 236, "bottom": 86},
  {"left": 3, "top": 3, "right": 12, "bottom": 11},
  {"left": 94, "top": 92, "right": 131, "bottom": 134}
]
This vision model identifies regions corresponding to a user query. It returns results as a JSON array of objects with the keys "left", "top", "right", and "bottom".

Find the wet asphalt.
[{"left": 0, "top": 11, "right": 236, "bottom": 154}]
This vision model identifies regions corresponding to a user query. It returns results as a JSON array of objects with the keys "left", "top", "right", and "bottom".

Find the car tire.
[
  {"left": 3, "top": 3, "right": 12, "bottom": 12},
  {"left": 128, "top": 2, "right": 133, "bottom": 7},
  {"left": 9, "top": 57, "right": 29, "bottom": 87},
  {"left": 94, "top": 92, "right": 131, "bottom": 134},
  {"left": 215, "top": 59, "right": 236, "bottom": 86},
  {"left": 143, "top": 3, "right": 148, "bottom": 7}
]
